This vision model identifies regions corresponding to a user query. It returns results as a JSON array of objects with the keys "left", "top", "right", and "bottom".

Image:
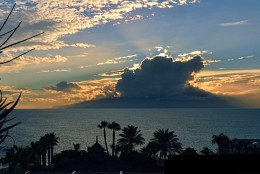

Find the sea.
[{"left": 2, "top": 108, "right": 260, "bottom": 155}]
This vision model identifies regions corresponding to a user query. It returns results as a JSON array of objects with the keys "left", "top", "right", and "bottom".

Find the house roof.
[{"left": 88, "top": 136, "right": 106, "bottom": 154}]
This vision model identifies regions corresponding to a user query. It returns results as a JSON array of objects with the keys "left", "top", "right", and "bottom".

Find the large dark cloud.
[
  {"left": 115, "top": 55, "right": 210, "bottom": 99},
  {"left": 46, "top": 81, "right": 81, "bottom": 92}
]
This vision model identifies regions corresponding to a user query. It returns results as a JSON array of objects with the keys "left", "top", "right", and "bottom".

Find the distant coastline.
[{"left": 61, "top": 97, "right": 237, "bottom": 109}]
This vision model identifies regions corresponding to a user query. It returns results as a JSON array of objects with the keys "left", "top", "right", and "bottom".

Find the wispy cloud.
[
  {"left": 195, "top": 69, "right": 260, "bottom": 96},
  {"left": 0, "top": 0, "right": 199, "bottom": 54},
  {"left": 0, "top": 54, "right": 68, "bottom": 73},
  {"left": 99, "top": 69, "right": 125, "bottom": 77},
  {"left": 38, "top": 69, "right": 71, "bottom": 73},
  {"left": 178, "top": 50, "right": 212, "bottom": 57},
  {"left": 220, "top": 20, "right": 249, "bottom": 27},
  {"left": 237, "top": 55, "right": 254, "bottom": 60},
  {"left": 223, "top": 55, "right": 255, "bottom": 62},
  {"left": 97, "top": 54, "right": 137, "bottom": 66}
]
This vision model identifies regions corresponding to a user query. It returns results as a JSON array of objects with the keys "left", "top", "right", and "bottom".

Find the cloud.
[
  {"left": 178, "top": 50, "right": 212, "bottom": 57},
  {"left": 69, "top": 43, "right": 96, "bottom": 48},
  {"left": 97, "top": 54, "right": 137, "bottom": 66},
  {"left": 220, "top": 20, "right": 249, "bottom": 27},
  {"left": 46, "top": 81, "right": 81, "bottom": 92},
  {"left": 237, "top": 55, "right": 254, "bottom": 60},
  {"left": 115, "top": 55, "right": 210, "bottom": 99},
  {"left": 38, "top": 69, "right": 71, "bottom": 73},
  {"left": 222, "top": 55, "right": 255, "bottom": 62},
  {"left": 0, "top": 54, "right": 68, "bottom": 73},
  {"left": 0, "top": 1, "right": 199, "bottom": 54},
  {"left": 195, "top": 69, "right": 260, "bottom": 96},
  {"left": 99, "top": 69, "right": 125, "bottom": 77}
]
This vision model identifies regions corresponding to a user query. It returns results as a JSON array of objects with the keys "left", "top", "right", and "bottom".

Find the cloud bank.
[{"left": 116, "top": 55, "right": 210, "bottom": 99}]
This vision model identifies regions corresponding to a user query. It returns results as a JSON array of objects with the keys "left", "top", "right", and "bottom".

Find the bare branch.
[
  {"left": 0, "top": 21, "right": 22, "bottom": 48},
  {"left": 0, "top": 122, "right": 21, "bottom": 135},
  {"left": 1, "top": 117, "right": 16, "bottom": 124},
  {"left": 0, "top": 28, "right": 16, "bottom": 38},
  {"left": 0, "top": 98, "right": 7, "bottom": 108},
  {"left": 0, "top": 48, "right": 35, "bottom": 65},
  {"left": 0, "top": 102, "right": 13, "bottom": 112},
  {"left": 0, "top": 32, "right": 44, "bottom": 52},
  {"left": 0, "top": 3, "right": 16, "bottom": 32}
]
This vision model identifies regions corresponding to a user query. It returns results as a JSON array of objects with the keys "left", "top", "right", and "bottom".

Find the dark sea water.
[{"left": 4, "top": 108, "right": 260, "bottom": 155}]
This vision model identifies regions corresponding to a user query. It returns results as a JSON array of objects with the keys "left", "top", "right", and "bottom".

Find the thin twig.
[
  {"left": 0, "top": 28, "right": 16, "bottom": 38},
  {"left": 0, "top": 48, "right": 35, "bottom": 64},
  {"left": 0, "top": 3, "right": 16, "bottom": 32},
  {"left": 0, "top": 21, "right": 22, "bottom": 48},
  {"left": 0, "top": 32, "right": 44, "bottom": 51}
]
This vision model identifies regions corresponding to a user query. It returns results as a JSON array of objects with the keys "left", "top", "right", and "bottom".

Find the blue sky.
[{"left": 0, "top": 0, "right": 259, "bottom": 108}]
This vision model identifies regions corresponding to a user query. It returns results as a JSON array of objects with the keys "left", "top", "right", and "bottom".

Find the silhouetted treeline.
[{"left": 1, "top": 122, "right": 260, "bottom": 173}]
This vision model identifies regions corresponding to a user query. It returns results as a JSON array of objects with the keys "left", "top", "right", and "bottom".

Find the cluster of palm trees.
[
  {"left": 97, "top": 122, "right": 246, "bottom": 157},
  {"left": 1, "top": 132, "right": 59, "bottom": 172},
  {"left": 97, "top": 121, "right": 184, "bottom": 159},
  {"left": 97, "top": 121, "right": 121, "bottom": 156}
]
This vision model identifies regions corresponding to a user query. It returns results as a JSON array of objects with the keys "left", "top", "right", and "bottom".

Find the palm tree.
[
  {"left": 98, "top": 121, "right": 109, "bottom": 154},
  {"left": 151, "top": 129, "right": 182, "bottom": 159},
  {"left": 117, "top": 125, "right": 145, "bottom": 154},
  {"left": 41, "top": 133, "right": 59, "bottom": 169},
  {"left": 48, "top": 133, "right": 59, "bottom": 166},
  {"left": 108, "top": 121, "right": 121, "bottom": 156},
  {"left": 39, "top": 136, "right": 48, "bottom": 170},
  {"left": 30, "top": 141, "right": 42, "bottom": 169},
  {"left": 212, "top": 133, "right": 230, "bottom": 154},
  {"left": 200, "top": 147, "right": 214, "bottom": 155}
]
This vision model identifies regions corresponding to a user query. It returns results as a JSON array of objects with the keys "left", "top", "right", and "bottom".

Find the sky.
[{"left": 0, "top": 0, "right": 259, "bottom": 108}]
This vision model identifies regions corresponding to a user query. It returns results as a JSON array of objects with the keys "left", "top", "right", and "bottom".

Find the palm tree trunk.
[
  {"left": 48, "top": 147, "right": 51, "bottom": 170},
  {"left": 37, "top": 154, "right": 40, "bottom": 169},
  {"left": 104, "top": 128, "right": 109, "bottom": 154},
  {"left": 43, "top": 151, "right": 46, "bottom": 170},
  {"left": 51, "top": 146, "right": 53, "bottom": 165},
  {"left": 112, "top": 129, "right": 115, "bottom": 156}
]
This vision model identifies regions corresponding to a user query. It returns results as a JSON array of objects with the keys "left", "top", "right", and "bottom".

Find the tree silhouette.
[
  {"left": 30, "top": 141, "right": 43, "bottom": 169},
  {"left": 97, "top": 121, "right": 110, "bottom": 155},
  {"left": 40, "top": 133, "right": 59, "bottom": 170},
  {"left": 0, "top": 3, "right": 43, "bottom": 147},
  {"left": 140, "top": 141, "right": 158, "bottom": 159},
  {"left": 151, "top": 129, "right": 182, "bottom": 159},
  {"left": 117, "top": 125, "right": 145, "bottom": 154},
  {"left": 212, "top": 133, "right": 230, "bottom": 154},
  {"left": 0, "top": 91, "right": 22, "bottom": 146},
  {"left": 1, "top": 145, "right": 34, "bottom": 172},
  {"left": 200, "top": 147, "right": 214, "bottom": 155},
  {"left": 39, "top": 135, "right": 48, "bottom": 170},
  {"left": 182, "top": 147, "right": 198, "bottom": 155},
  {"left": 108, "top": 121, "right": 121, "bottom": 156}
]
